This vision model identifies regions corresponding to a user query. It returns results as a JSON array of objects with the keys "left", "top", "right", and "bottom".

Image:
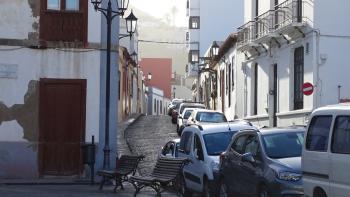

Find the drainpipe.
[{"left": 313, "top": 29, "right": 321, "bottom": 109}]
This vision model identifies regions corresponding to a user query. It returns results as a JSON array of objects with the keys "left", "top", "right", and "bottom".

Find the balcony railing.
[{"left": 238, "top": 0, "right": 312, "bottom": 47}]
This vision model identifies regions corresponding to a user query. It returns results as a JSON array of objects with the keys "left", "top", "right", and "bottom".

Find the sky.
[{"left": 130, "top": 0, "right": 187, "bottom": 27}]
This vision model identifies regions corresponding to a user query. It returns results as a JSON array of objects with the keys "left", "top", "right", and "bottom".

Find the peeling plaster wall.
[
  {"left": 0, "top": 46, "right": 100, "bottom": 178},
  {"left": 0, "top": 0, "right": 39, "bottom": 40}
]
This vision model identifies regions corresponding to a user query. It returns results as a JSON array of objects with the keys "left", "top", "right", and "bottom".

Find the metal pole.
[{"left": 103, "top": 0, "right": 112, "bottom": 170}]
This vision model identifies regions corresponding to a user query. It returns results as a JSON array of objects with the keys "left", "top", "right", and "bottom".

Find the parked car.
[
  {"left": 303, "top": 104, "right": 350, "bottom": 197},
  {"left": 168, "top": 99, "right": 184, "bottom": 116},
  {"left": 219, "top": 126, "right": 305, "bottom": 197},
  {"left": 159, "top": 138, "right": 180, "bottom": 158},
  {"left": 186, "top": 109, "right": 227, "bottom": 125},
  {"left": 178, "top": 121, "right": 255, "bottom": 196},
  {"left": 172, "top": 102, "right": 205, "bottom": 124},
  {"left": 177, "top": 108, "right": 194, "bottom": 136}
]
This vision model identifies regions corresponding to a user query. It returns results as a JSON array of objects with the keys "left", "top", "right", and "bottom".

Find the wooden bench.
[
  {"left": 97, "top": 155, "right": 144, "bottom": 192},
  {"left": 129, "top": 157, "right": 190, "bottom": 197}
]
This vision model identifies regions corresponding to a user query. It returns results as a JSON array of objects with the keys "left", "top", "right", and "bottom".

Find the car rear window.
[
  {"left": 180, "top": 105, "right": 205, "bottom": 114},
  {"left": 203, "top": 132, "right": 234, "bottom": 156},
  {"left": 195, "top": 112, "right": 227, "bottom": 123},
  {"left": 306, "top": 116, "right": 332, "bottom": 152}
]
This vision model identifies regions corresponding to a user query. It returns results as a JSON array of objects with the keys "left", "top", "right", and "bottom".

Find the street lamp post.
[
  {"left": 173, "top": 86, "right": 176, "bottom": 99},
  {"left": 91, "top": 0, "right": 137, "bottom": 170}
]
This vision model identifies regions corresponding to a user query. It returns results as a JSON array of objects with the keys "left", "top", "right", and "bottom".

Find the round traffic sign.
[{"left": 302, "top": 82, "right": 314, "bottom": 96}]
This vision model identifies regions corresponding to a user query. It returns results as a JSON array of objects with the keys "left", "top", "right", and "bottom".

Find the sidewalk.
[{"left": 0, "top": 113, "right": 160, "bottom": 197}]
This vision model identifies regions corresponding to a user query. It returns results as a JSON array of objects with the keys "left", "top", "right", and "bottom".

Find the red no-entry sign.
[{"left": 302, "top": 82, "right": 314, "bottom": 96}]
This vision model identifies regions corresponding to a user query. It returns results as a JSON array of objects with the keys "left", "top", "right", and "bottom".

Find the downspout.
[{"left": 313, "top": 29, "right": 321, "bottom": 109}]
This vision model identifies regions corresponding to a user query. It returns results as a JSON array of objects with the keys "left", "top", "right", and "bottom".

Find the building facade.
[
  {"left": 0, "top": 0, "right": 143, "bottom": 179},
  {"left": 185, "top": 0, "right": 244, "bottom": 101},
  {"left": 204, "top": 0, "right": 350, "bottom": 127},
  {"left": 139, "top": 58, "right": 172, "bottom": 99}
]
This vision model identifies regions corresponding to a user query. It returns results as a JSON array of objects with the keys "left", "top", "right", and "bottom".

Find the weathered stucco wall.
[
  {"left": 0, "top": 47, "right": 101, "bottom": 178},
  {"left": 0, "top": 0, "right": 39, "bottom": 41}
]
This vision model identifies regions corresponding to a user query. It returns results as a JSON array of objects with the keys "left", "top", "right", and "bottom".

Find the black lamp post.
[
  {"left": 91, "top": 0, "right": 137, "bottom": 170},
  {"left": 192, "top": 41, "right": 220, "bottom": 102}
]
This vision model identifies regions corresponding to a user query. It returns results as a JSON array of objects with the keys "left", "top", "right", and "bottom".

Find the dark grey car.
[{"left": 219, "top": 127, "right": 305, "bottom": 197}]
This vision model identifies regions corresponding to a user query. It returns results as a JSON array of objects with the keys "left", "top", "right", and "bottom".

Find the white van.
[{"left": 302, "top": 104, "right": 350, "bottom": 197}]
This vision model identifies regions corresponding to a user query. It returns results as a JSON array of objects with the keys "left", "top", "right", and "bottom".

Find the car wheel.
[
  {"left": 219, "top": 180, "right": 229, "bottom": 197},
  {"left": 258, "top": 185, "right": 269, "bottom": 197}
]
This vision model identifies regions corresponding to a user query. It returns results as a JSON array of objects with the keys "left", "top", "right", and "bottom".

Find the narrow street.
[{"left": 125, "top": 115, "right": 178, "bottom": 175}]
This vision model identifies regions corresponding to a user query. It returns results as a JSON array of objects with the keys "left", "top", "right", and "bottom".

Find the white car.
[
  {"left": 178, "top": 121, "right": 255, "bottom": 196},
  {"left": 186, "top": 109, "right": 227, "bottom": 125},
  {"left": 177, "top": 108, "right": 194, "bottom": 136},
  {"left": 302, "top": 104, "right": 350, "bottom": 197}
]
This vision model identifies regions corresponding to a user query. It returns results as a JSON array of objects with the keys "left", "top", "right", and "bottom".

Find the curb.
[{"left": 123, "top": 114, "right": 144, "bottom": 154}]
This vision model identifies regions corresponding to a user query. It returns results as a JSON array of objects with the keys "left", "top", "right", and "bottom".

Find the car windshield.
[
  {"left": 183, "top": 110, "right": 193, "bottom": 119},
  {"left": 196, "top": 112, "right": 227, "bottom": 123},
  {"left": 262, "top": 132, "right": 304, "bottom": 159},
  {"left": 203, "top": 132, "right": 234, "bottom": 156}
]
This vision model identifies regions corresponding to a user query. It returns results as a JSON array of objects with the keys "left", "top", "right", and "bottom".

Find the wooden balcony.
[{"left": 40, "top": 11, "right": 87, "bottom": 44}]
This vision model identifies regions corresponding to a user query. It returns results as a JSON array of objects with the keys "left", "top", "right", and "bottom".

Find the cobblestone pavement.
[{"left": 125, "top": 115, "right": 178, "bottom": 176}]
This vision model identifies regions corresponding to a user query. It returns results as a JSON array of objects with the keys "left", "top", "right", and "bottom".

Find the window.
[
  {"left": 231, "top": 56, "right": 235, "bottom": 89},
  {"left": 189, "top": 16, "right": 200, "bottom": 29},
  {"left": 194, "top": 134, "right": 204, "bottom": 160},
  {"left": 179, "top": 132, "right": 192, "bottom": 155},
  {"left": 231, "top": 135, "right": 247, "bottom": 154},
  {"left": 244, "top": 135, "right": 260, "bottom": 159},
  {"left": 154, "top": 99, "right": 156, "bottom": 112},
  {"left": 203, "top": 132, "right": 234, "bottom": 156},
  {"left": 255, "top": 0, "right": 259, "bottom": 17},
  {"left": 47, "top": 0, "right": 60, "bottom": 10},
  {"left": 306, "top": 116, "right": 332, "bottom": 152},
  {"left": 253, "top": 63, "right": 258, "bottom": 115},
  {"left": 262, "top": 132, "right": 304, "bottom": 158},
  {"left": 47, "top": 0, "right": 79, "bottom": 11},
  {"left": 66, "top": 0, "right": 79, "bottom": 11},
  {"left": 186, "top": 32, "right": 189, "bottom": 41},
  {"left": 228, "top": 63, "right": 232, "bottom": 107},
  {"left": 332, "top": 116, "right": 350, "bottom": 154},
  {"left": 40, "top": 0, "right": 87, "bottom": 43},
  {"left": 294, "top": 46, "right": 304, "bottom": 110},
  {"left": 189, "top": 50, "right": 199, "bottom": 64}
]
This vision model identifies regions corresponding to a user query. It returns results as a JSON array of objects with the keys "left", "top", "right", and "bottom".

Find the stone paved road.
[{"left": 125, "top": 115, "right": 178, "bottom": 176}]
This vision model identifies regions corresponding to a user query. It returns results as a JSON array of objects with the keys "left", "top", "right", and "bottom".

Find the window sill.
[
  {"left": 244, "top": 114, "right": 269, "bottom": 120},
  {"left": 276, "top": 109, "right": 312, "bottom": 117},
  {"left": 44, "top": 10, "right": 83, "bottom": 14}
]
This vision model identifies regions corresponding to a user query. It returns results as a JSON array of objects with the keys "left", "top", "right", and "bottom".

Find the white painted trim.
[
  {"left": 276, "top": 109, "right": 313, "bottom": 117},
  {"left": 245, "top": 114, "right": 269, "bottom": 120}
]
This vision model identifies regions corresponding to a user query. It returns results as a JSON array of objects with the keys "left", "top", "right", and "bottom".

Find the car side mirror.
[
  {"left": 242, "top": 152, "right": 256, "bottom": 164},
  {"left": 165, "top": 153, "right": 173, "bottom": 157}
]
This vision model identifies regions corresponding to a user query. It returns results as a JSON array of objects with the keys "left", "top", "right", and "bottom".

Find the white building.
[
  {"left": 0, "top": 1, "right": 129, "bottom": 179},
  {"left": 185, "top": 0, "right": 244, "bottom": 100},
  {"left": 235, "top": 0, "right": 350, "bottom": 127},
  {"left": 147, "top": 87, "right": 169, "bottom": 115}
]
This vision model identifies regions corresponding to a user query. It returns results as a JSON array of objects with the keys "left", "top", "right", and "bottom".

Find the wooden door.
[{"left": 39, "top": 79, "right": 86, "bottom": 176}]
